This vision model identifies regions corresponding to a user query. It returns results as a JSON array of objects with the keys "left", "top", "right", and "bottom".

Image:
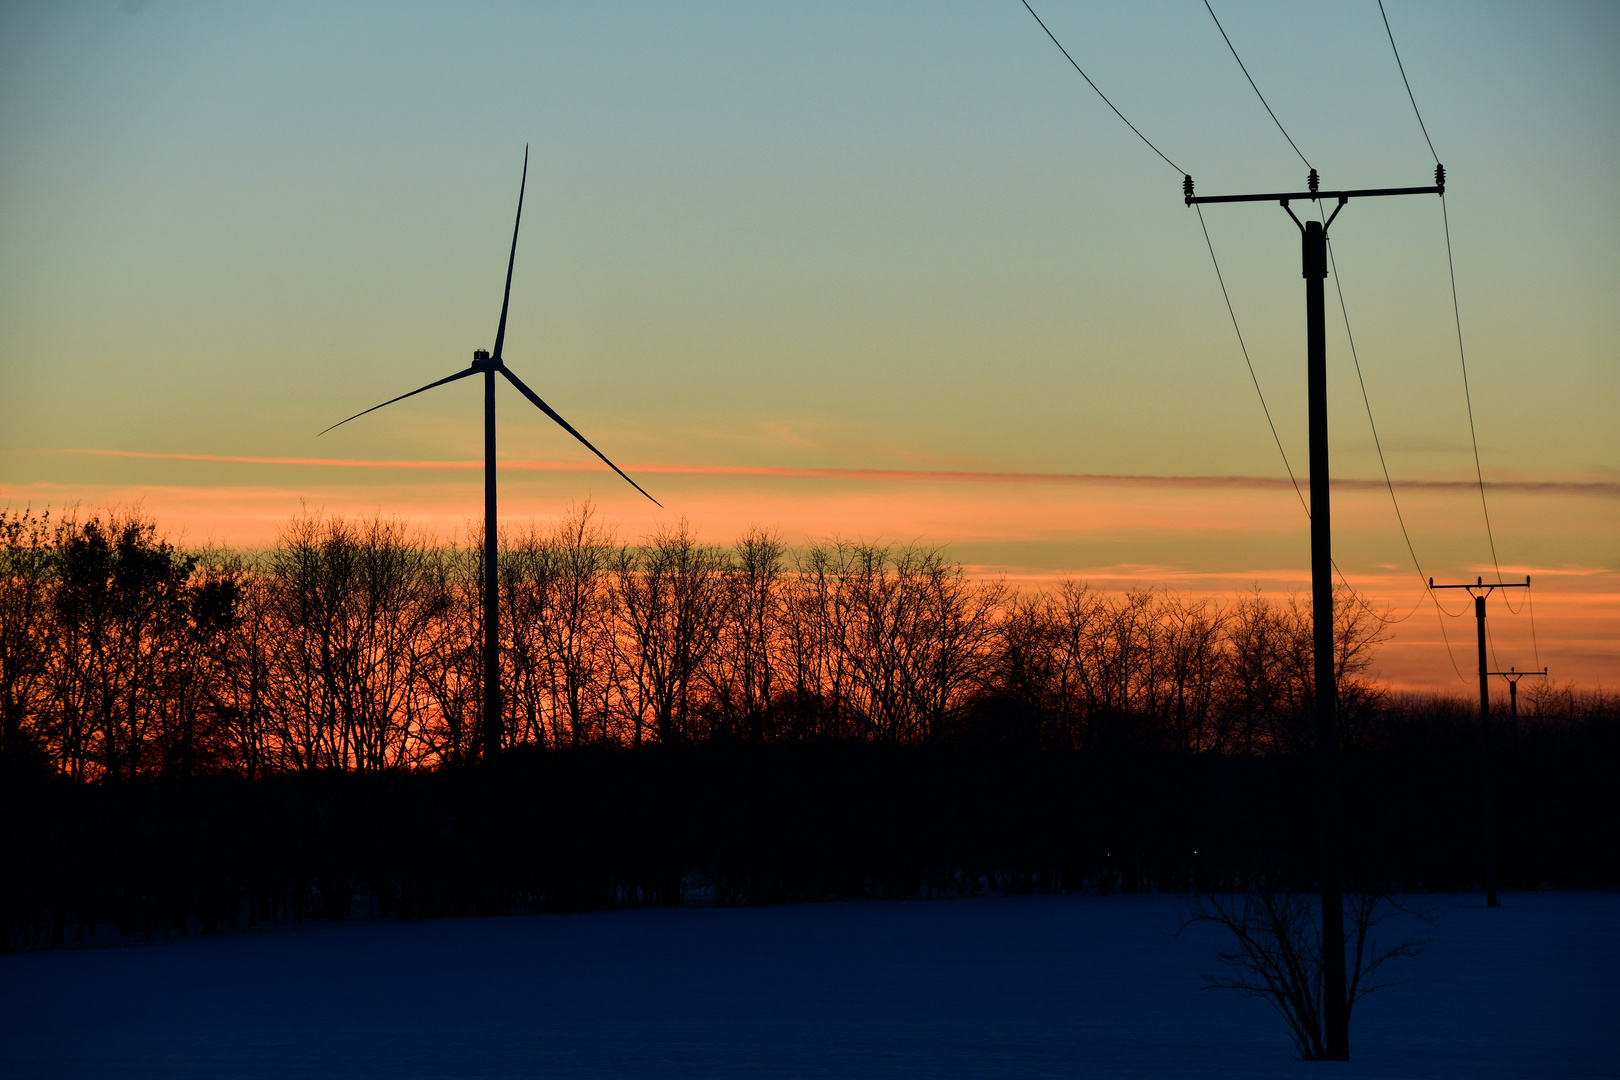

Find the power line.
[
  {"left": 1196, "top": 204, "right": 1396, "bottom": 632},
  {"left": 1021, "top": 1, "right": 1471, "bottom": 668},
  {"left": 1017, "top": 1, "right": 1323, "bottom": 570},
  {"left": 1322, "top": 226, "right": 1471, "bottom": 688},
  {"left": 1189, "top": 0, "right": 1472, "bottom": 674},
  {"left": 1020, "top": 1, "right": 1314, "bottom": 547},
  {"left": 1377, "top": 3, "right": 1519, "bottom": 601},
  {"left": 1377, "top": 0, "right": 1440, "bottom": 164},
  {"left": 1193, "top": 203, "right": 1307, "bottom": 517},
  {"left": 1440, "top": 176, "right": 1510, "bottom": 597},
  {"left": 1324, "top": 236, "right": 1428, "bottom": 606},
  {"left": 1317, "top": 226, "right": 1471, "bottom": 682},
  {"left": 1430, "top": 589, "right": 1471, "bottom": 683},
  {"left": 1377, "top": 5, "right": 1539, "bottom": 654},
  {"left": 1201, "top": 0, "right": 1311, "bottom": 170},
  {"left": 1018, "top": 0, "right": 1185, "bottom": 175},
  {"left": 1527, "top": 581, "right": 1542, "bottom": 670}
]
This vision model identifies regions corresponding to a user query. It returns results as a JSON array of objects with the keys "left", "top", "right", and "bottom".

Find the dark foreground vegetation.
[{"left": 3, "top": 505, "right": 1615, "bottom": 949}]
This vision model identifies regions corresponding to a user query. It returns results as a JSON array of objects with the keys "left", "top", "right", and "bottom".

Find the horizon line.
[{"left": 25, "top": 449, "right": 1618, "bottom": 497}]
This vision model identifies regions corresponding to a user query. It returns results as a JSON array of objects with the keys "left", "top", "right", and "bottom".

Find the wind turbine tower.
[{"left": 321, "top": 147, "right": 660, "bottom": 762}]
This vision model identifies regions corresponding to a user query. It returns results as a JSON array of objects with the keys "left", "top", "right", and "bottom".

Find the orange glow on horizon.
[{"left": 7, "top": 454, "right": 1613, "bottom": 695}]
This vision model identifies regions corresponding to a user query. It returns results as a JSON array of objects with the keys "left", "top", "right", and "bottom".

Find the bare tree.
[
  {"left": 823, "top": 544, "right": 1002, "bottom": 743},
  {"left": 1040, "top": 582, "right": 1108, "bottom": 748},
  {"left": 45, "top": 510, "right": 196, "bottom": 780},
  {"left": 838, "top": 543, "right": 911, "bottom": 741},
  {"left": 409, "top": 536, "right": 482, "bottom": 767},
  {"left": 0, "top": 509, "right": 56, "bottom": 768},
  {"left": 195, "top": 553, "right": 278, "bottom": 779},
  {"left": 266, "top": 512, "right": 429, "bottom": 771},
  {"left": 542, "top": 504, "right": 619, "bottom": 746},
  {"left": 503, "top": 523, "right": 558, "bottom": 749},
  {"left": 777, "top": 540, "right": 860, "bottom": 740},
  {"left": 1183, "top": 889, "right": 1432, "bottom": 1060},
  {"left": 4, "top": 500, "right": 1415, "bottom": 770},
  {"left": 706, "top": 527, "right": 785, "bottom": 742},
  {"left": 1270, "top": 587, "right": 1392, "bottom": 752},
  {"left": 1154, "top": 594, "right": 1226, "bottom": 753},
  {"left": 611, "top": 520, "right": 728, "bottom": 746},
  {"left": 1216, "top": 587, "right": 1291, "bottom": 753}
]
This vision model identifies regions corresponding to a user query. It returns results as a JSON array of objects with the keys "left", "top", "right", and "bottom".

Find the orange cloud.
[
  {"left": 44, "top": 449, "right": 1620, "bottom": 497},
  {"left": 7, "top": 450, "right": 1615, "bottom": 694}
]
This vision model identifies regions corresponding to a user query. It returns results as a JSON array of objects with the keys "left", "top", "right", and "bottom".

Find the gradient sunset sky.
[{"left": 2, "top": 1, "right": 1615, "bottom": 690}]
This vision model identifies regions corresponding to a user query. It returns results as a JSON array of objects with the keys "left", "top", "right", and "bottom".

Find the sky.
[{"left": 2, "top": 1, "right": 1616, "bottom": 691}]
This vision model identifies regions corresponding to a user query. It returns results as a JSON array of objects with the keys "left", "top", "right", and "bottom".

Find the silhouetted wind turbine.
[{"left": 320, "top": 147, "right": 659, "bottom": 763}]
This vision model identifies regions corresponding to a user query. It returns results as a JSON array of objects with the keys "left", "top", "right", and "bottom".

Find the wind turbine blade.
[
  {"left": 317, "top": 367, "right": 477, "bottom": 436},
  {"left": 490, "top": 146, "right": 528, "bottom": 362},
  {"left": 500, "top": 367, "right": 662, "bottom": 507}
]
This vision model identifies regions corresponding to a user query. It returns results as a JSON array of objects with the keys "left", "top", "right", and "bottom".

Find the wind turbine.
[{"left": 320, "top": 147, "right": 660, "bottom": 763}]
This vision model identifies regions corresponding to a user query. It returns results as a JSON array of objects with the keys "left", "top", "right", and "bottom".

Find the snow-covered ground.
[{"left": 2, "top": 892, "right": 1614, "bottom": 1079}]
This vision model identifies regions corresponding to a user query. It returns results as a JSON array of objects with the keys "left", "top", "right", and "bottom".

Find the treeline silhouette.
[
  {"left": 2, "top": 503, "right": 1399, "bottom": 771},
  {"left": 4, "top": 505, "right": 1616, "bottom": 949}
]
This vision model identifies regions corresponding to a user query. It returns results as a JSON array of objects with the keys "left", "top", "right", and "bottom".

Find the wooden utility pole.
[
  {"left": 1184, "top": 165, "right": 1443, "bottom": 1061},
  {"left": 1431, "top": 575, "right": 1531, "bottom": 908},
  {"left": 1488, "top": 665, "right": 1547, "bottom": 744},
  {"left": 1486, "top": 664, "right": 1547, "bottom": 868}
]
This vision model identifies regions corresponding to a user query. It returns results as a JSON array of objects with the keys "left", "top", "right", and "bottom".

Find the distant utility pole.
[
  {"left": 1486, "top": 665, "right": 1547, "bottom": 866},
  {"left": 1431, "top": 575, "right": 1532, "bottom": 909},
  {"left": 1487, "top": 665, "right": 1547, "bottom": 744},
  {"left": 1183, "top": 165, "right": 1443, "bottom": 1062}
]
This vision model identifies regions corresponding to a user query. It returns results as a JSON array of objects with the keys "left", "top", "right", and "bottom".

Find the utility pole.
[
  {"left": 1184, "top": 165, "right": 1443, "bottom": 1062},
  {"left": 1431, "top": 576, "right": 1532, "bottom": 908},
  {"left": 1486, "top": 665, "right": 1547, "bottom": 871},
  {"left": 1487, "top": 665, "right": 1547, "bottom": 745}
]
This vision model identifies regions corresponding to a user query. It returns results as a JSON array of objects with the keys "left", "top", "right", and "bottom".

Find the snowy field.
[{"left": 2, "top": 892, "right": 1615, "bottom": 1079}]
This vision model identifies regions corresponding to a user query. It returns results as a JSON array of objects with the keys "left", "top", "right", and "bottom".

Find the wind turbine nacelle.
[{"left": 472, "top": 348, "right": 494, "bottom": 371}]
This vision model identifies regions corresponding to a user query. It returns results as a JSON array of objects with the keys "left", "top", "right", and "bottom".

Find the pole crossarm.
[
  {"left": 1182, "top": 164, "right": 1445, "bottom": 208},
  {"left": 1430, "top": 575, "right": 1531, "bottom": 598},
  {"left": 1487, "top": 667, "right": 1547, "bottom": 681},
  {"left": 1187, "top": 184, "right": 1440, "bottom": 206}
]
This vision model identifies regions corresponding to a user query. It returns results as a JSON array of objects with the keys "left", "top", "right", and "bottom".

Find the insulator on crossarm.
[
  {"left": 1308, "top": 168, "right": 1319, "bottom": 195},
  {"left": 1183, "top": 174, "right": 1194, "bottom": 204},
  {"left": 1435, "top": 162, "right": 1445, "bottom": 193}
]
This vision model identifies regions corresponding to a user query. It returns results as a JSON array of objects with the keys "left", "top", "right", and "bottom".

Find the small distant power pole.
[
  {"left": 1431, "top": 575, "right": 1532, "bottom": 909},
  {"left": 1486, "top": 665, "right": 1547, "bottom": 864},
  {"left": 1487, "top": 665, "right": 1547, "bottom": 745},
  {"left": 1183, "top": 165, "right": 1443, "bottom": 1062}
]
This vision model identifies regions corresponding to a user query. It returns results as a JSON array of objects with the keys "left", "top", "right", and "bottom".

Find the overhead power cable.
[
  {"left": 1440, "top": 198, "right": 1512, "bottom": 599},
  {"left": 1018, "top": 0, "right": 1185, "bottom": 175},
  {"left": 1377, "top": 0, "right": 1440, "bottom": 165},
  {"left": 1323, "top": 232, "right": 1472, "bottom": 681},
  {"left": 1375, "top": 2, "right": 1513, "bottom": 600},
  {"left": 1020, "top": 2, "right": 1416, "bottom": 637},
  {"left": 1018, "top": 0, "right": 1313, "bottom": 533},
  {"left": 1193, "top": 204, "right": 1307, "bottom": 518},
  {"left": 1192, "top": 205, "right": 1419, "bottom": 634},
  {"left": 1381, "top": 15, "right": 1516, "bottom": 616},
  {"left": 1197, "top": 204, "right": 1400, "bottom": 630},
  {"left": 1370, "top": 7, "right": 1540, "bottom": 665},
  {"left": 1201, "top": 0, "right": 1311, "bottom": 170},
  {"left": 1527, "top": 582, "right": 1542, "bottom": 670},
  {"left": 1324, "top": 237, "right": 1424, "bottom": 585}
]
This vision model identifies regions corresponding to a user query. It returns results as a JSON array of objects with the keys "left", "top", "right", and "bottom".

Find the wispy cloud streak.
[{"left": 40, "top": 450, "right": 1620, "bottom": 497}]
